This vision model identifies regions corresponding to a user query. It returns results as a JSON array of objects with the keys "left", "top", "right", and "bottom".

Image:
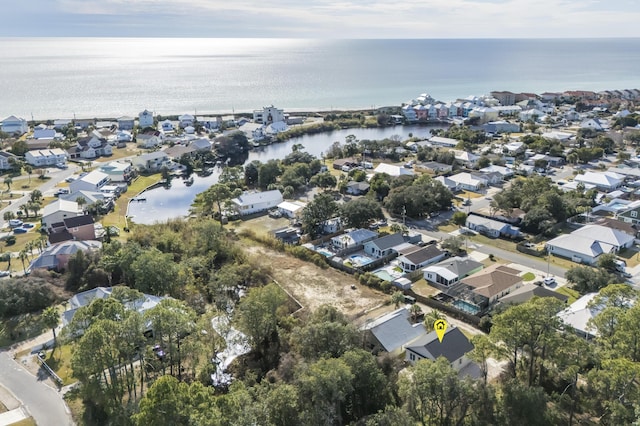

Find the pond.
[{"left": 127, "top": 124, "right": 446, "bottom": 224}]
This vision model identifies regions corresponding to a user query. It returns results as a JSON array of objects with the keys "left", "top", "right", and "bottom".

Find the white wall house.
[
  {"left": 0, "top": 152, "right": 17, "bottom": 170},
  {"left": 131, "top": 151, "right": 170, "bottom": 172},
  {"left": 73, "top": 131, "right": 113, "bottom": 159},
  {"left": 160, "top": 120, "right": 174, "bottom": 132},
  {"left": 99, "top": 161, "right": 133, "bottom": 182},
  {"left": 546, "top": 224, "right": 635, "bottom": 265},
  {"left": 232, "top": 190, "right": 283, "bottom": 216},
  {"left": 179, "top": 114, "right": 195, "bottom": 128},
  {"left": 138, "top": 110, "right": 154, "bottom": 128},
  {"left": 253, "top": 105, "right": 285, "bottom": 124},
  {"left": 117, "top": 116, "right": 135, "bottom": 131},
  {"left": 405, "top": 327, "right": 475, "bottom": 371},
  {"left": 136, "top": 131, "right": 163, "bottom": 148},
  {"left": 1, "top": 116, "right": 28, "bottom": 135},
  {"left": 25, "top": 149, "right": 68, "bottom": 167},
  {"left": 574, "top": 171, "right": 624, "bottom": 191},
  {"left": 69, "top": 170, "right": 110, "bottom": 193}
]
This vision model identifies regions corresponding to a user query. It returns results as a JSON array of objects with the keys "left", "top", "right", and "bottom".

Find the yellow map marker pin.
[{"left": 434, "top": 319, "right": 448, "bottom": 343}]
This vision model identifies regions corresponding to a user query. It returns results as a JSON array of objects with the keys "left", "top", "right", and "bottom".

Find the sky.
[{"left": 3, "top": 0, "right": 640, "bottom": 38}]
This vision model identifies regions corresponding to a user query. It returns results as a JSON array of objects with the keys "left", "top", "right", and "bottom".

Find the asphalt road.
[{"left": 0, "top": 352, "right": 73, "bottom": 426}]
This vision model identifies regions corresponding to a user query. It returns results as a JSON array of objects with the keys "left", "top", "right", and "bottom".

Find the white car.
[{"left": 543, "top": 276, "right": 556, "bottom": 286}]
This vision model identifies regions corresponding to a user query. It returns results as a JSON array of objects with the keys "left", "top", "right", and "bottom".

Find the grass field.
[
  {"left": 522, "top": 272, "right": 536, "bottom": 281},
  {"left": 556, "top": 286, "right": 580, "bottom": 304},
  {"left": 44, "top": 344, "right": 76, "bottom": 386}
]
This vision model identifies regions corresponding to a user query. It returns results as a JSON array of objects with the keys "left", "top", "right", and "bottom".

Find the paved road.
[{"left": 0, "top": 352, "right": 73, "bottom": 426}]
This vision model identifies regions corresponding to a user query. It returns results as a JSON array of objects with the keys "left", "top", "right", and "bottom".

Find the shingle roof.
[
  {"left": 406, "top": 326, "right": 474, "bottom": 363},
  {"left": 367, "top": 233, "right": 405, "bottom": 251},
  {"left": 461, "top": 264, "right": 522, "bottom": 298},
  {"left": 428, "top": 256, "right": 484, "bottom": 279},
  {"left": 402, "top": 245, "right": 444, "bottom": 265},
  {"left": 63, "top": 215, "right": 94, "bottom": 228}
]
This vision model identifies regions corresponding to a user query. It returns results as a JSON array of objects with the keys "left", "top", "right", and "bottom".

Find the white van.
[{"left": 8, "top": 219, "right": 23, "bottom": 228}]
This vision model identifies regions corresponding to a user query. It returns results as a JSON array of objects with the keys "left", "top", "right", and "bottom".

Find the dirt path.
[{"left": 243, "top": 244, "right": 388, "bottom": 318}]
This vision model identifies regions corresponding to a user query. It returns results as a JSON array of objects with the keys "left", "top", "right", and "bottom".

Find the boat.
[{"left": 184, "top": 176, "right": 194, "bottom": 186}]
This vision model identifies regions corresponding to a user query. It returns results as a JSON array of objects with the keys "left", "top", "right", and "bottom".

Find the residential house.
[
  {"left": 364, "top": 232, "right": 406, "bottom": 258},
  {"left": 518, "top": 108, "right": 546, "bottom": 121},
  {"left": 131, "top": 151, "right": 170, "bottom": 172},
  {"left": 61, "top": 286, "right": 165, "bottom": 332},
  {"left": 53, "top": 119, "right": 72, "bottom": 130},
  {"left": 580, "top": 118, "right": 606, "bottom": 131},
  {"left": 1, "top": 116, "right": 28, "bottom": 135},
  {"left": 136, "top": 130, "right": 163, "bottom": 148},
  {"left": 417, "top": 161, "right": 453, "bottom": 174},
  {"left": 59, "top": 190, "right": 113, "bottom": 213},
  {"left": 346, "top": 181, "right": 370, "bottom": 196},
  {"left": 277, "top": 200, "right": 307, "bottom": 219},
  {"left": 138, "top": 110, "right": 154, "bottom": 128},
  {"left": 164, "top": 144, "right": 197, "bottom": 160},
  {"left": 196, "top": 116, "right": 220, "bottom": 130},
  {"left": 32, "top": 128, "right": 57, "bottom": 140},
  {"left": 480, "top": 165, "right": 513, "bottom": 179},
  {"left": 24, "top": 149, "right": 68, "bottom": 167},
  {"left": 41, "top": 199, "right": 83, "bottom": 229},
  {"left": 373, "top": 163, "right": 414, "bottom": 177},
  {"left": 273, "top": 228, "right": 301, "bottom": 245},
  {"left": 160, "top": 119, "right": 174, "bottom": 132},
  {"left": 503, "top": 141, "right": 525, "bottom": 155},
  {"left": 575, "top": 171, "right": 624, "bottom": 191},
  {"left": 434, "top": 176, "right": 458, "bottom": 191},
  {"left": 331, "top": 228, "right": 378, "bottom": 251},
  {"left": 405, "top": 327, "right": 474, "bottom": 371},
  {"left": 466, "top": 214, "right": 522, "bottom": 239},
  {"left": 28, "top": 240, "right": 101, "bottom": 273},
  {"left": 72, "top": 130, "right": 113, "bottom": 159},
  {"left": 253, "top": 105, "right": 285, "bottom": 124},
  {"left": 490, "top": 91, "right": 516, "bottom": 106},
  {"left": 397, "top": 245, "right": 447, "bottom": 273},
  {"left": 73, "top": 119, "right": 94, "bottom": 130},
  {"left": 48, "top": 214, "right": 96, "bottom": 243},
  {"left": 179, "top": 114, "right": 195, "bottom": 128},
  {"left": 332, "top": 157, "right": 359, "bottom": 170},
  {"left": 499, "top": 283, "right": 569, "bottom": 306},
  {"left": 423, "top": 256, "right": 484, "bottom": 288},
  {"left": 362, "top": 307, "right": 428, "bottom": 354},
  {"left": 453, "top": 151, "right": 480, "bottom": 168},
  {"left": 429, "top": 136, "right": 459, "bottom": 148},
  {"left": 557, "top": 293, "right": 601, "bottom": 339},
  {"left": 546, "top": 224, "right": 635, "bottom": 265},
  {"left": 70, "top": 170, "right": 110, "bottom": 193},
  {"left": 190, "top": 138, "right": 213, "bottom": 152},
  {"left": 447, "top": 172, "right": 488, "bottom": 192},
  {"left": 99, "top": 161, "right": 133, "bottom": 183},
  {"left": 117, "top": 116, "right": 135, "bottom": 130},
  {"left": 469, "top": 106, "right": 499, "bottom": 123},
  {"left": 525, "top": 154, "right": 564, "bottom": 167},
  {"left": 459, "top": 264, "right": 523, "bottom": 307},
  {"left": 402, "top": 105, "right": 418, "bottom": 123},
  {"left": 483, "top": 121, "right": 520, "bottom": 134},
  {"left": 231, "top": 190, "right": 283, "bottom": 216},
  {"left": 616, "top": 200, "right": 640, "bottom": 226},
  {"left": 0, "top": 152, "right": 17, "bottom": 170},
  {"left": 595, "top": 217, "right": 638, "bottom": 239}
]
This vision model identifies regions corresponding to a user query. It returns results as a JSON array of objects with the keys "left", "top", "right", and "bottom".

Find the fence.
[
  {"left": 405, "top": 289, "right": 482, "bottom": 327},
  {"left": 36, "top": 353, "right": 63, "bottom": 387}
]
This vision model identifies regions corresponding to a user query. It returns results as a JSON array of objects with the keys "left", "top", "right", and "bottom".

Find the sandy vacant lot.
[{"left": 243, "top": 244, "right": 388, "bottom": 319}]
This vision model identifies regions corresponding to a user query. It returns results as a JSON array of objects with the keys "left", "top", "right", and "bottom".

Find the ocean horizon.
[{"left": 1, "top": 37, "right": 639, "bottom": 121}]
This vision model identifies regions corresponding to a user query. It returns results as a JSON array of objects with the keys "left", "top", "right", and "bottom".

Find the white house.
[
  {"left": 331, "top": 228, "right": 379, "bottom": 251},
  {"left": 277, "top": 200, "right": 307, "bottom": 218},
  {"left": 232, "top": 190, "right": 283, "bottom": 216},
  {"left": 131, "top": 151, "right": 170, "bottom": 172},
  {"left": 138, "top": 110, "right": 154, "bottom": 128},
  {"left": 405, "top": 326, "right": 474, "bottom": 371},
  {"left": 41, "top": 199, "right": 83, "bottom": 229},
  {"left": 580, "top": 118, "right": 606, "bottom": 131},
  {"left": 429, "top": 136, "right": 459, "bottom": 148},
  {"left": 160, "top": 120, "right": 174, "bottom": 132},
  {"left": 1, "top": 116, "right": 28, "bottom": 135},
  {"left": 546, "top": 224, "right": 635, "bottom": 265},
  {"left": 99, "top": 161, "right": 133, "bottom": 182},
  {"left": 480, "top": 165, "right": 514, "bottom": 179},
  {"left": 519, "top": 108, "right": 546, "bottom": 121},
  {"left": 32, "top": 128, "right": 57, "bottom": 140},
  {"left": 373, "top": 163, "right": 414, "bottom": 177},
  {"left": 574, "top": 171, "right": 624, "bottom": 191},
  {"left": 423, "top": 256, "right": 484, "bottom": 287},
  {"left": 453, "top": 151, "right": 480, "bottom": 168},
  {"left": 397, "top": 245, "right": 446, "bottom": 273},
  {"left": 469, "top": 106, "right": 499, "bottom": 123},
  {"left": 466, "top": 214, "right": 521, "bottom": 238},
  {"left": 0, "top": 152, "right": 17, "bottom": 170},
  {"left": 179, "top": 114, "right": 195, "bottom": 128},
  {"left": 25, "top": 149, "right": 68, "bottom": 167},
  {"left": 70, "top": 170, "right": 110, "bottom": 193},
  {"left": 447, "top": 172, "right": 488, "bottom": 192},
  {"left": 557, "top": 293, "right": 601, "bottom": 339},
  {"left": 253, "top": 105, "right": 285, "bottom": 124},
  {"left": 190, "top": 138, "right": 213, "bottom": 152},
  {"left": 363, "top": 232, "right": 406, "bottom": 258},
  {"left": 72, "top": 130, "right": 113, "bottom": 159}
]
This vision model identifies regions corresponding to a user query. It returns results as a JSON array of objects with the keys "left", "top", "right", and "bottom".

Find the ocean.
[{"left": 1, "top": 38, "right": 639, "bottom": 120}]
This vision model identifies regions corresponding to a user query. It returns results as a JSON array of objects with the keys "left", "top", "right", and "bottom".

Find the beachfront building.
[
  {"left": 1, "top": 116, "right": 28, "bottom": 135},
  {"left": 0, "top": 152, "right": 17, "bottom": 170},
  {"left": 138, "top": 110, "right": 154, "bottom": 128},
  {"left": 136, "top": 130, "right": 163, "bottom": 149},
  {"left": 99, "top": 161, "right": 133, "bottom": 183},
  {"left": 179, "top": 114, "right": 195, "bottom": 128},
  {"left": 253, "top": 105, "right": 285, "bottom": 124},
  {"left": 25, "top": 148, "right": 68, "bottom": 167}
]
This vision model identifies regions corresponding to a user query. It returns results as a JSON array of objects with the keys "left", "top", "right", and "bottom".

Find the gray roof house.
[
  {"left": 28, "top": 240, "right": 101, "bottom": 273},
  {"left": 557, "top": 293, "right": 601, "bottom": 339},
  {"left": 397, "top": 245, "right": 447, "bottom": 273},
  {"left": 362, "top": 307, "right": 428, "bottom": 354},
  {"left": 466, "top": 214, "right": 521, "bottom": 239},
  {"left": 346, "top": 181, "right": 370, "bottom": 196},
  {"left": 363, "top": 232, "right": 406, "bottom": 258},
  {"left": 231, "top": 190, "right": 283, "bottom": 216},
  {"left": 423, "top": 256, "right": 484, "bottom": 288},
  {"left": 546, "top": 224, "right": 635, "bottom": 265},
  {"left": 331, "top": 229, "right": 378, "bottom": 251},
  {"left": 405, "top": 326, "right": 475, "bottom": 371},
  {"left": 499, "top": 283, "right": 569, "bottom": 306}
]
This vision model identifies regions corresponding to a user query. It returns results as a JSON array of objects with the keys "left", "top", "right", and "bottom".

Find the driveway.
[{"left": 0, "top": 352, "right": 73, "bottom": 425}]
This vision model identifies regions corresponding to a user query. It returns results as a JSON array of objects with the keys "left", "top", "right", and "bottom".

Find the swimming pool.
[
  {"left": 349, "top": 254, "right": 374, "bottom": 267},
  {"left": 372, "top": 270, "right": 395, "bottom": 282},
  {"left": 316, "top": 248, "right": 333, "bottom": 257},
  {"left": 453, "top": 300, "right": 481, "bottom": 315}
]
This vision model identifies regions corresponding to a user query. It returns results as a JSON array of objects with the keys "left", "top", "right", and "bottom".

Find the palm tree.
[
  {"left": 75, "top": 196, "right": 87, "bottom": 211},
  {"left": 18, "top": 249, "right": 28, "bottom": 275},
  {"left": 41, "top": 307, "right": 59, "bottom": 350},
  {"left": 24, "top": 165, "right": 33, "bottom": 183},
  {"left": 3, "top": 176, "right": 12, "bottom": 192},
  {"left": 424, "top": 310, "right": 445, "bottom": 330},
  {"left": 391, "top": 291, "right": 405, "bottom": 308},
  {"left": 30, "top": 189, "right": 42, "bottom": 203},
  {"left": 3, "top": 211, "right": 15, "bottom": 222}
]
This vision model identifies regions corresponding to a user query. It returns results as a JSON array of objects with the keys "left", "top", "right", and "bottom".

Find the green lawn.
[
  {"left": 437, "top": 223, "right": 458, "bottom": 233},
  {"left": 44, "top": 344, "right": 76, "bottom": 386},
  {"left": 101, "top": 174, "right": 162, "bottom": 233},
  {"left": 522, "top": 272, "right": 536, "bottom": 281},
  {"left": 556, "top": 286, "right": 580, "bottom": 304},
  {"left": 470, "top": 234, "right": 520, "bottom": 254}
]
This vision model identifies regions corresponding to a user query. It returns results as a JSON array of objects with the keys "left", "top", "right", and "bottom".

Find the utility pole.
[{"left": 402, "top": 205, "right": 406, "bottom": 227}]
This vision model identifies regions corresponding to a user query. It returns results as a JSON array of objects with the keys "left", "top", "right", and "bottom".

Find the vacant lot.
[{"left": 242, "top": 243, "right": 387, "bottom": 318}]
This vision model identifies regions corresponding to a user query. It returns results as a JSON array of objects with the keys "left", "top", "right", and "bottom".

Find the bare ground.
[{"left": 242, "top": 244, "right": 388, "bottom": 318}]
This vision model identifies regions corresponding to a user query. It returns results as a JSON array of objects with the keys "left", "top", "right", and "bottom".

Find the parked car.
[
  {"left": 0, "top": 271, "right": 9, "bottom": 278},
  {"left": 8, "top": 219, "right": 23, "bottom": 228},
  {"left": 56, "top": 163, "right": 68, "bottom": 169},
  {"left": 65, "top": 176, "right": 77, "bottom": 183},
  {"left": 22, "top": 223, "right": 34, "bottom": 229},
  {"left": 13, "top": 228, "right": 27, "bottom": 234},
  {"left": 543, "top": 276, "right": 556, "bottom": 286}
]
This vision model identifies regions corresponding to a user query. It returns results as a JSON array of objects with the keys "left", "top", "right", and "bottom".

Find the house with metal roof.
[
  {"left": 373, "top": 163, "right": 414, "bottom": 177},
  {"left": 557, "top": 293, "right": 601, "bottom": 339},
  {"left": 423, "top": 256, "right": 484, "bottom": 288},
  {"left": 364, "top": 232, "right": 406, "bottom": 258},
  {"left": 465, "top": 214, "right": 521, "bottom": 239},
  {"left": 575, "top": 171, "right": 624, "bottom": 192},
  {"left": 405, "top": 326, "right": 475, "bottom": 371},
  {"left": 546, "top": 224, "right": 635, "bottom": 265},
  {"left": 231, "top": 190, "right": 283, "bottom": 216},
  {"left": 397, "top": 245, "right": 447, "bottom": 273},
  {"left": 331, "top": 228, "right": 378, "bottom": 251},
  {"left": 361, "top": 307, "right": 428, "bottom": 354}
]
